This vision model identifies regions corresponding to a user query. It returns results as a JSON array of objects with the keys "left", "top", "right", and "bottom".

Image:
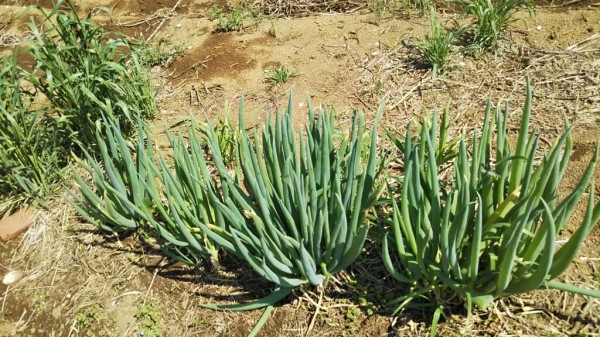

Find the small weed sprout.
[
  {"left": 75, "top": 304, "right": 102, "bottom": 331},
  {"left": 134, "top": 38, "right": 184, "bottom": 68},
  {"left": 409, "top": 0, "right": 432, "bottom": 13},
  {"left": 267, "top": 65, "right": 299, "bottom": 86},
  {"left": 371, "top": 0, "right": 390, "bottom": 20},
  {"left": 212, "top": 115, "right": 238, "bottom": 167},
  {"left": 135, "top": 302, "right": 162, "bottom": 337},
  {"left": 210, "top": 3, "right": 262, "bottom": 33}
]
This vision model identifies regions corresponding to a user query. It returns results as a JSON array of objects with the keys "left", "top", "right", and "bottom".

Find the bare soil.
[{"left": 0, "top": 0, "right": 599, "bottom": 336}]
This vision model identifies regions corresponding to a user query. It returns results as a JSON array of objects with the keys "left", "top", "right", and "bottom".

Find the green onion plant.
[
  {"left": 70, "top": 114, "right": 223, "bottom": 265},
  {"left": 69, "top": 112, "right": 158, "bottom": 233},
  {"left": 200, "top": 98, "right": 384, "bottom": 310},
  {"left": 152, "top": 125, "right": 228, "bottom": 266},
  {"left": 383, "top": 83, "right": 600, "bottom": 313}
]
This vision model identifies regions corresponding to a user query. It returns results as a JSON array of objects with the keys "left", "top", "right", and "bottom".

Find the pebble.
[{"left": 2, "top": 270, "right": 24, "bottom": 285}]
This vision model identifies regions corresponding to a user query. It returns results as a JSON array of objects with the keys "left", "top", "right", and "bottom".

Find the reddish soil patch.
[
  {"left": 110, "top": 0, "right": 193, "bottom": 15},
  {"left": 167, "top": 32, "right": 262, "bottom": 81}
]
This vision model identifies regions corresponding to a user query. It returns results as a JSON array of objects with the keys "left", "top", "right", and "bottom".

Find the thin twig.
[
  {"left": 146, "top": 0, "right": 182, "bottom": 43},
  {"left": 304, "top": 287, "right": 324, "bottom": 337},
  {"left": 143, "top": 268, "right": 159, "bottom": 306}
]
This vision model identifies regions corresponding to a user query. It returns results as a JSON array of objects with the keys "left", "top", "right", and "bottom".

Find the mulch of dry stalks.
[
  {"left": 354, "top": 31, "right": 600, "bottom": 139},
  {"left": 252, "top": 0, "right": 370, "bottom": 17},
  {"left": 0, "top": 191, "right": 396, "bottom": 336}
]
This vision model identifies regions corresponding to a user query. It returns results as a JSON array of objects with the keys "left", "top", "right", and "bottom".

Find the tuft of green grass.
[
  {"left": 0, "top": 56, "right": 66, "bottom": 216},
  {"left": 26, "top": 0, "right": 157, "bottom": 155},
  {"left": 408, "top": 0, "right": 432, "bottom": 13},
  {"left": 0, "top": 0, "right": 158, "bottom": 217},
  {"left": 417, "top": 9, "right": 460, "bottom": 77},
  {"left": 372, "top": 0, "right": 390, "bottom": 20},
  {"left": 462, "top": 0, "right": 535, "bottom": 50},
  {"left": 267, "top": 65, "right": 299, "bottom": 86}
]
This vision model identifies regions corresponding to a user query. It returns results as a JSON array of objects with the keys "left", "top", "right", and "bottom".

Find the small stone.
[
  {"left": 51, "top": 307, "right": 62, "bottom": 319},
  {"left": 2, "top": 270, "right": 24, "bottom": 285}
]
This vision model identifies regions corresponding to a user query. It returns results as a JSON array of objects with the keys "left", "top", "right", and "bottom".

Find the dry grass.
[
  {"left": 354, "top": 32, "right": 600, "bottom": 137},
  {"left": 252, "top": 0, "right": 370, "bottom": 17}
]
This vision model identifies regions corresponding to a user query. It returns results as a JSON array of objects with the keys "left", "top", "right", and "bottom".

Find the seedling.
[
  {"left": 267, "top": 65, "right": 299, "bottom": 86},
  {"left": 135, "top": 39, "right": 184, "bottom": 68},
  {"left": 135, "top": 302, "right": 162, "bottom": 337}
]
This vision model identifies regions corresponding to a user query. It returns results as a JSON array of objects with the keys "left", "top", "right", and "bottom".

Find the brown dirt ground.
[{"left": 0, "top": 0, "right": 600, "bottom": 336}]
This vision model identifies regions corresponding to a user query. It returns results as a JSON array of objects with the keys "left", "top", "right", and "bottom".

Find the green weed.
[
  {"left": 211, "top": 115, "right": 238, "bottom": 167},
  {"left": 267, "top": 65, "right": 299, "bottom": 86},
  {"left": 26, "top": 0, "right": 156, "bottom": 154},
  {"left": 134, "top": 38, "right": 184, "bottom": 68},
  {"left": 0, "top": 57, "right": 66, "bottom": 215},
  {"left": 35, "top": 294, "right": 49, "bottom": 313},
  {"left": 408, "top": 0, "right": 432, "bottom": 13},
  {"left": 462, "top": 0, "right": 535, "bottom": 50},
  {"left": 211, "top": 3, "right": 262, "bottom": 32},
  {"left": 417, "top": 9, "right": 460, "bottom": 77},
  {"left": 372, "top": 0, "right": 390, "bottom": 20},
  {"left": 75, "top": 304, "right": 102, "bottom": 331},
  {"left": 135, "top": 302, "right": 162, "bottom": 337}
]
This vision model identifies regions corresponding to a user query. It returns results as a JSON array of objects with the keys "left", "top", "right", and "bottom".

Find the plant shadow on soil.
[
  {"left": 70, "top": 227, "right": 282, "bottom": 302},
  {"left": 69, "top": 224, "right": 460, "bottom": 335}
]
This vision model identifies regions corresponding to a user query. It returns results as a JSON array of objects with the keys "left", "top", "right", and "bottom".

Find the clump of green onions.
[{"left": 384, "top": 82, "right": 600, "bottom": 312}]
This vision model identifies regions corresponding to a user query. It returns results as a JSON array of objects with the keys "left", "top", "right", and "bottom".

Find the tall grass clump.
[
  {"left": 418, "top": 9, "right": 460, "bottom": 77},
  {"left": 26, "top": 0, "right": 156, "bottom": 154},
  {"left": 0, "top": 0, "right": 158, "bottom": 216},
  {"left": 462, "top": 0, "right": 534, "bottom": 50},
  {"left": 0, "top": 57, "right": 66, "bottom": 216},
  {"left": 383, "top": 83, "right": 600, "bottom": 313}
]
